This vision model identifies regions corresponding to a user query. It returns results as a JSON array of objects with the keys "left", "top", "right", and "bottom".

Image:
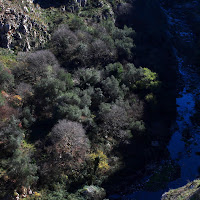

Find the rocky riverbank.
[{"left": 162, "top": 179, "right": 200, "bottom": 200}]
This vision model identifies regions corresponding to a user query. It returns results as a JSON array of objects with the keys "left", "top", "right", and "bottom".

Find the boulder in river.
[{"left": 161, "top": 179, "right": 200, "bottom": 200}]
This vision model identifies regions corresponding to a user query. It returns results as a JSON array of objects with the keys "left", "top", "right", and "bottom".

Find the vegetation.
[
  {"left": 162, "top": 180, "right": 200, "bottom": 200},
  {"left": 0, "top": 0, "right": 170, "bottom": 199}
]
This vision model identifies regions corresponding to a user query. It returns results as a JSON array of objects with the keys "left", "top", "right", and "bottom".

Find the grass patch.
[
  {"left": 0, "top": 48, "right": 17, "bottom": 68},
  {"left": 41, "top": 8, "right": 72, "bottom": 31}
]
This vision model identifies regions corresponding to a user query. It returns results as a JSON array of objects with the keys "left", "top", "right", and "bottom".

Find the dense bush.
[
  {"left": 51, "top": 21, "right": 135, "bottom": 69},
  {"left": 14, "top": 50, "right": 59, "bottom": 84},
  {"left": 0, "top": 63, "right": 14, "bottom": 91},
  {"left": 33, "top": 78, "right": 66, "bottom": 119},
  {"left": 54, "top": 92, "right": 82, "bottom": 120},
  {"left": 102, "top": 76, "right": 124, "bottom": 100},
  {"left": 15, "top": 82, "right": 33, "bottom": 98},
  {"left": 99, "top": 104, "right": 129, "bottom": 135},
  {"left": 0, "top": 117, "right": 38, "bottom": 188},
  {"left": 0, "top": 9, "right": 162, "bottom": 199},
  {"left": 76, "top": 68, "right": 102, "bottom": 88},
  {"left": 51, "top": 24, "right": 114, "bottom": 68}
]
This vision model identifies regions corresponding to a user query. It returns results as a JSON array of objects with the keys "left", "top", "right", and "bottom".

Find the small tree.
[
  {"left": 15, "top": 50, "right": 59, "bottom": 84},
  {"left": 0, "top": 116, "right": 23, "bottom": 151},
  {"left": 0, "top": 117, "right": 38, "bottom": 187},
  {"left": 48, "top": 120, "right": 90, "bottom": 169},
  {"left": 15, "top": 82, "right": 33, "bottom": 98},
  {"left": 51, "top": 24, "right": 78, "bottom": 67},
  {"left": 0, "top": 103, "right": 18, "bottom": 127},
  {"left": 117, "top": 3, "right": 133, "bottom": 16},
  {"left": 33, "top": 78, "right": 66, "bottom": 118},
  {"left": 99, "top": 104, "right": 129, "bottom": 137},
  {"left": 76, "top": 68, "right": 102, "bottom": 88},
  {"left": 0, "top": 63, "right": 14, "bottom": 91},
  {"left": 135, "top": 67, "right": 161, "bottom": 92},
  {"left": 104, "top": 62, "right": 124, "bottom": 80},
  {"left": 122, "top": 63, "right": 143, "bottom": 87},
  {"left": 6, "top": 148, "right": 38, "bottom": 188},
  {"left": 57, "top": 69, "right": 74, "bottom": 89},
  {"left": 102, "top": 75, "right": 124, "bottom": 100},
  {"left": 55, "top": 92, "right": 82, "bottom": 120}
]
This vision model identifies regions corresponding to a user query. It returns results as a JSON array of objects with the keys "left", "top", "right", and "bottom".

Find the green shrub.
[
  {"left": 0, "top": 93, "right": 5, "bottom": 106},
  {"left": 0, "top": 63, "right": 14, "bottom": 91}
]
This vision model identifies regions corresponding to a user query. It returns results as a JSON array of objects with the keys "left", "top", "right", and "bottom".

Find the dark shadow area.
[
  {"left": 33, "top": 0, "right": 67, "bottom": 8},
  {"left": 29, "top": 119, "right": 55, "bottom": 141},
  {"left": 103, "top": 136, "right": 171, "bottom": 197},
  {"left": 116, "top": 0, "right": 177, "bottom": 119},
  {"left": 103, "top": 0, "right": 177, "bottom": 197}
]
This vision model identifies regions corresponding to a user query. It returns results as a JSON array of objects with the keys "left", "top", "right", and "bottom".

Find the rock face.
[
  {"left": 74, "top": 0, "right": 87, "bottom": 7},
  {"left": 0, "top": 0, "right": 50, "bottom": 51}
]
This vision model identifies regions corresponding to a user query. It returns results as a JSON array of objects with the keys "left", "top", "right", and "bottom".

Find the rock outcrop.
[
  {"left": 162, "top": 179, "right": 200, "bottom": 200},
  {"left": 0, "top": 0, "right": 117, "bottom": 51},
  {"left": 0, "top": 0, "right": 50, "bottom": 51}
]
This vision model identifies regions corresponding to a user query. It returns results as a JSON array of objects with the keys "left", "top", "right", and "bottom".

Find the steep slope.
[
  {"left": 0, "top": 0, "right": 50, "bottom": 50},
  {"left": 0, "top": 0, "right": 118, "bottom": 51},
  {"left": 0, "top": 0, "right": 179, "bottom": 199}
]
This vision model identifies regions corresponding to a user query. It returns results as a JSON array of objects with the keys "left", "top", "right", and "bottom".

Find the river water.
[{"left": 109, "top": 1, "right": 200, "bottom": 199}]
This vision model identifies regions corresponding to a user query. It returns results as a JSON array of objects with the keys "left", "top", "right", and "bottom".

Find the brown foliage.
[
  {"left": 47, "top": 120, "right": 90, "bottom": 170},
  {"left": 0, "top": 103, "right": 18, "bottom": 127},
  {"left": 15, "top": 82, "right": 33, "bottom": 98}
]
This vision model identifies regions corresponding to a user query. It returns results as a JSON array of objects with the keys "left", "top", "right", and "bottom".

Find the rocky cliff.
[
  {"left": 0, "top": 0, "right": 51, "bottom": 51},
  {"left": 0, "top": 0, "right": 119, "bottom": 51}
]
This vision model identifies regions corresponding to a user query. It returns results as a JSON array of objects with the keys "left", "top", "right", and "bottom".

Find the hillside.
[{"left": 0, "top": 0, "right": 179, "bottom": 199}]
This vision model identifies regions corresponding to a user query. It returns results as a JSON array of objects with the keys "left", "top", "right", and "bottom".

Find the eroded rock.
[{"left": 0, "top": 0, "right": 49, "bottom": 50}]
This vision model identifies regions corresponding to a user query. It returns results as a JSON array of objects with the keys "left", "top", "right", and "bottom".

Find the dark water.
[{"left": 110, "top": 1, "right": 200, "bottom": 199}]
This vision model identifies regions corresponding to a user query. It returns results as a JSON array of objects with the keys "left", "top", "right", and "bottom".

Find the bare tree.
[
  {"left": 49, "top": 120, "right": 90, "bottom": 168},
  {"left": 100, "top": 104, "right": 129, "bottom": 135},
  {"left": 15, "top": 82, "right": 33, "bottom": 98}
]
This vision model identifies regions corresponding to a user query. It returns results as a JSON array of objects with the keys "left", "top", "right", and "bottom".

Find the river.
[{"left": 109, "top": 1, "right": 200, "bottom": 199}]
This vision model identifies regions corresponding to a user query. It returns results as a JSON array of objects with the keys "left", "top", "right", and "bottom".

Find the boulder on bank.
[{"left": 81, "top": 185, "right": 106, "bottom": 200}]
